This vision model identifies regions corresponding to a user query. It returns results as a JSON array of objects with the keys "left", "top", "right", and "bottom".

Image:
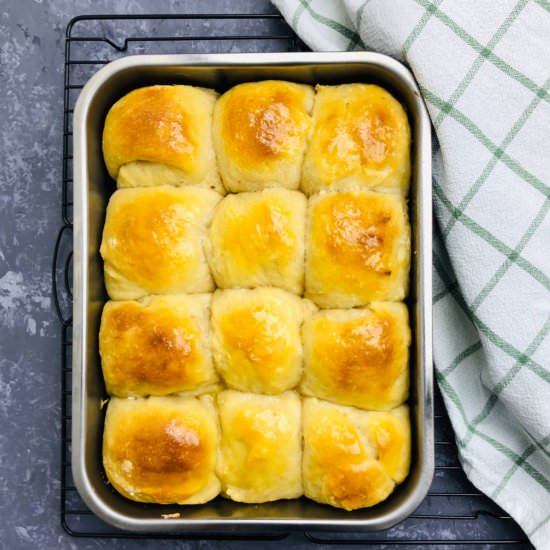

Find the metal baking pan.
[{"left": 72, "top": 52, "right": 433, "bottom": 533}]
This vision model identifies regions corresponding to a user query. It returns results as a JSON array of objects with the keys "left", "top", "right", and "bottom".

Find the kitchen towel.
[{"left": 272, "top": 0, "right": 550, "bottom": 547}]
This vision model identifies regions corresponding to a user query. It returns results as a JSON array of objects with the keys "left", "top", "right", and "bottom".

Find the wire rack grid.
[{"left": 52, "top": 10, "right": 532, "bottom": 547}]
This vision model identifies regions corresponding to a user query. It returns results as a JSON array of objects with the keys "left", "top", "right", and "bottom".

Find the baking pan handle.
[{"left": 52, "top": 223, "right": 73, "bottom": 326}]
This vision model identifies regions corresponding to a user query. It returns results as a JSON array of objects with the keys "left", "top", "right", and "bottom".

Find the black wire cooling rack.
[{"left": 53, "top": 8, "right": 532, "bottom": 546}]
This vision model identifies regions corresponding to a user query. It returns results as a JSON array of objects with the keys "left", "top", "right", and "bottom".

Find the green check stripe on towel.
[{"left": 272, "top": 1, "right": 550, "bottom": 548}]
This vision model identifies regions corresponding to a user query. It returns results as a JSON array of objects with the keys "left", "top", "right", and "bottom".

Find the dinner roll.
[
  {"left": 211, "top": 288, "right": 315, "bottom": 394},
  {"left": 301, "top": 84, "right": 410, "bottom": 196},
  {"left": 207, "top": 189, "right": 306, "bottom": 294},
  {"left": 102, "top": 85, "right": 223, "bottom": 193},
  {"left": 217, "top": 390, "right": 302, "bottom": 503},
  {"left": 99, "top": 294, "right": 217, "bottom": 397},
  {"left": 302, "top": 398, "right": 410, "bottom": 510},
  {"left": 301, "top": 302, "right": 410, "bottom": 411},
  {"left": 213, "top": 80, "right": 314, "bottom": 192},
  {"left": 305, "top": 189, "right": 410, "bottom": 307},
  {"left": 100, "top": 186, "right": 220, "bottom": 300},
  {"left": 103, "top": 395, "right": 220, "bottom": 505}
]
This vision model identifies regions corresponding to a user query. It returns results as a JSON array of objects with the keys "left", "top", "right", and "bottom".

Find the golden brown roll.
[
  {"left": 99, "top": 294, "right": 218, "bottom": 397},
  {"left": 301, "top": 84, "right": 410, "bottom": 196},
  {"left": 103, "top": 395, "right": 220, "bottom": 504},
  {"left": 305, "top": 190, "right": 410, "bottom": 307},
  {"left": 302, "top": 398, "right": 410, "bottom": 510},
  {"left": 100, "top": 186, "right": 221, "bottom": 300},
  {"left": 217, "top": 390, "right": 302, "bottom": 503},
  {"left": 206, "top": 188, "right": 306, "bottom": 294},
  {"left": 213, "top": 80, "right": 314, "bottom": 192},
  {"left": 102, "top": 85, "right": 223, "bottom": 193},
  {"left": 211, "top": 288, "right": 315, "bottom": 394},
  {"left": 301, "top": 302, "right": 410, "bottom": 411}
]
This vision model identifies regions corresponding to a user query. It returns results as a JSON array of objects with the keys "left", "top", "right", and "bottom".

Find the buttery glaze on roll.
[
  {"left": 211, "top": 288, "right": 316, "bottom": 394},
  {"left": 301, "top": 84, "right": 410, "bottom": 196},
  {"left": 301, "top": 302, "right": 410, "bottom": 410},
  {"left": 305, "top": 189, "right": 410, "bottom": 307},
  {"left": 302, "top": 398, "right": 410, "bottom": 510},
  {"left": 213, "top": 80, "right": 314, "bottom": 192},
  {"left": 100, "top": 186, "right": 220, "bottom": 300},
  {"left": 365, "top": 406, "right": 411, "bottom": 484},
  {"left": 217, "top": 390, "right": 302, "bottom": 503},
  {"left": 99, "top": 294, "right": 217, "bottom": 397},
  {"left": 103, "top": 396, "right": 220, "bottom": 505},
  {"left": 207, "top": 188, "right": 306, "bottom": 294},
  {"left": 102, "top": 85, "right": 223, "bottom": 193}
]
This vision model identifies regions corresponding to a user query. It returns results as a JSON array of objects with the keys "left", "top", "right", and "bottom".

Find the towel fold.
[{"left": 272, "top": 1, "right": 550, "bottom": 547}]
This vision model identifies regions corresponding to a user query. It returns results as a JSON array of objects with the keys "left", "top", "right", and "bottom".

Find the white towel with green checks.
[{"left": 273, "top": 0, "right": 550, "bottom": 547}]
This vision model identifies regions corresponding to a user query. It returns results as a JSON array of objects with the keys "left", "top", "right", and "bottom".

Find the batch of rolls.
[{"left": 99, "top": 80, "right": 412, "bottom": 511}]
